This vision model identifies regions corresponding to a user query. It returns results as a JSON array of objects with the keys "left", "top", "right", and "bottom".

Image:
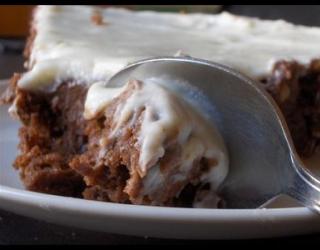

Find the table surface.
[{"left": 1, "top": 5, "right": 320, "bottom": 244}]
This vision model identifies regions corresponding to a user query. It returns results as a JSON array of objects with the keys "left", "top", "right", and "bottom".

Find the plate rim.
[
  {"left": 2, "top": 185, "right": 320, "bottom": 239},
  {"left": 0, "top": 185, "right": 317, "bottom": 221}
]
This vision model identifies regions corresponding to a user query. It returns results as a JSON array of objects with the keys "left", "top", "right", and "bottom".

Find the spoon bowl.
[{"left": 107, "top": 56, "right": 320, "bottom": 212}]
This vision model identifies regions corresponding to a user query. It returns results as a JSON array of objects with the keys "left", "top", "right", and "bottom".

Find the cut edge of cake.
[{"left": 1, "top": 5, "right": 319, "bottom": 206}]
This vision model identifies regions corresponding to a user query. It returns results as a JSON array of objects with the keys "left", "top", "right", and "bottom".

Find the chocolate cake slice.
[{"left": 1, "top": 5, "right": 319, "bottom": 206}]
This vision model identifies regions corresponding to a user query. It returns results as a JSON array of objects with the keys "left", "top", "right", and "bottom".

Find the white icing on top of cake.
[
  {"left": 18, "top": 5, "right": 320, "bottom": 91},
  {"left": 85, "top": 79, "right": 229, "bottom": 200}
]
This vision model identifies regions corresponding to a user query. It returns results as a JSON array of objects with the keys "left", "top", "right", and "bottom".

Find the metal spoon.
[{"left": 107, "top": 56, "right": 320, "bottom": 212}]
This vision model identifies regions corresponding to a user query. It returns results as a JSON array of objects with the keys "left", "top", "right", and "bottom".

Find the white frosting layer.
[
  {"left": 18, "top": 5, "right": 320, "bottom": 91},
  {"left": 86, "top": 79, "right": 229, "bottom": 200}
]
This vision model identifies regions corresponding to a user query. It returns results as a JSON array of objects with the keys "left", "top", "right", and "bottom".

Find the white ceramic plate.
[{"left": 1, "top": 84, "right": 320, "bottom": 239}]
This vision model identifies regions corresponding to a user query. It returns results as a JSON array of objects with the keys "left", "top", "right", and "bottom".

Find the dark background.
[{"left": 1, "top": 5, "right": 320, "bottom": 244}]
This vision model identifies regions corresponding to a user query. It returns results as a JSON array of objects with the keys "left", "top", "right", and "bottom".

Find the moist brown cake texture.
[
  {"left": 262, "top": 59, "right": 320, "bottom": 157},
  {"left": 2, "top": 77, "right": 207, "bottom": 206},
  {"left": 1, "top": 58, "right": 320, "bottom": 204},
  {"left": 2, "top": 79, "right": 88, "bottom": 197},
  {"left": 70, "top": 81, "right": 210, "bottom": 206}
]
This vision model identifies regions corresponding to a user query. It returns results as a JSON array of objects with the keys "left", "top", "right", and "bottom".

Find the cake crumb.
[{"left": 91, "top": 10, "right": 108, "bottom": 26}]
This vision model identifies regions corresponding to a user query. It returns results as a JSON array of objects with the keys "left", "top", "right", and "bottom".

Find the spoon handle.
[{"left": 285, "top": 156, "right": 320, "bottom": 213}]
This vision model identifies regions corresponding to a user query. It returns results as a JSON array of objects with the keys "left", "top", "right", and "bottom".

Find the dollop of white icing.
[
  {"left": 18, "top": 5, "right": 320, "bottom": 91},
  {"left": 85, "top": 78, "right": 229, "bottom": 202}
]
